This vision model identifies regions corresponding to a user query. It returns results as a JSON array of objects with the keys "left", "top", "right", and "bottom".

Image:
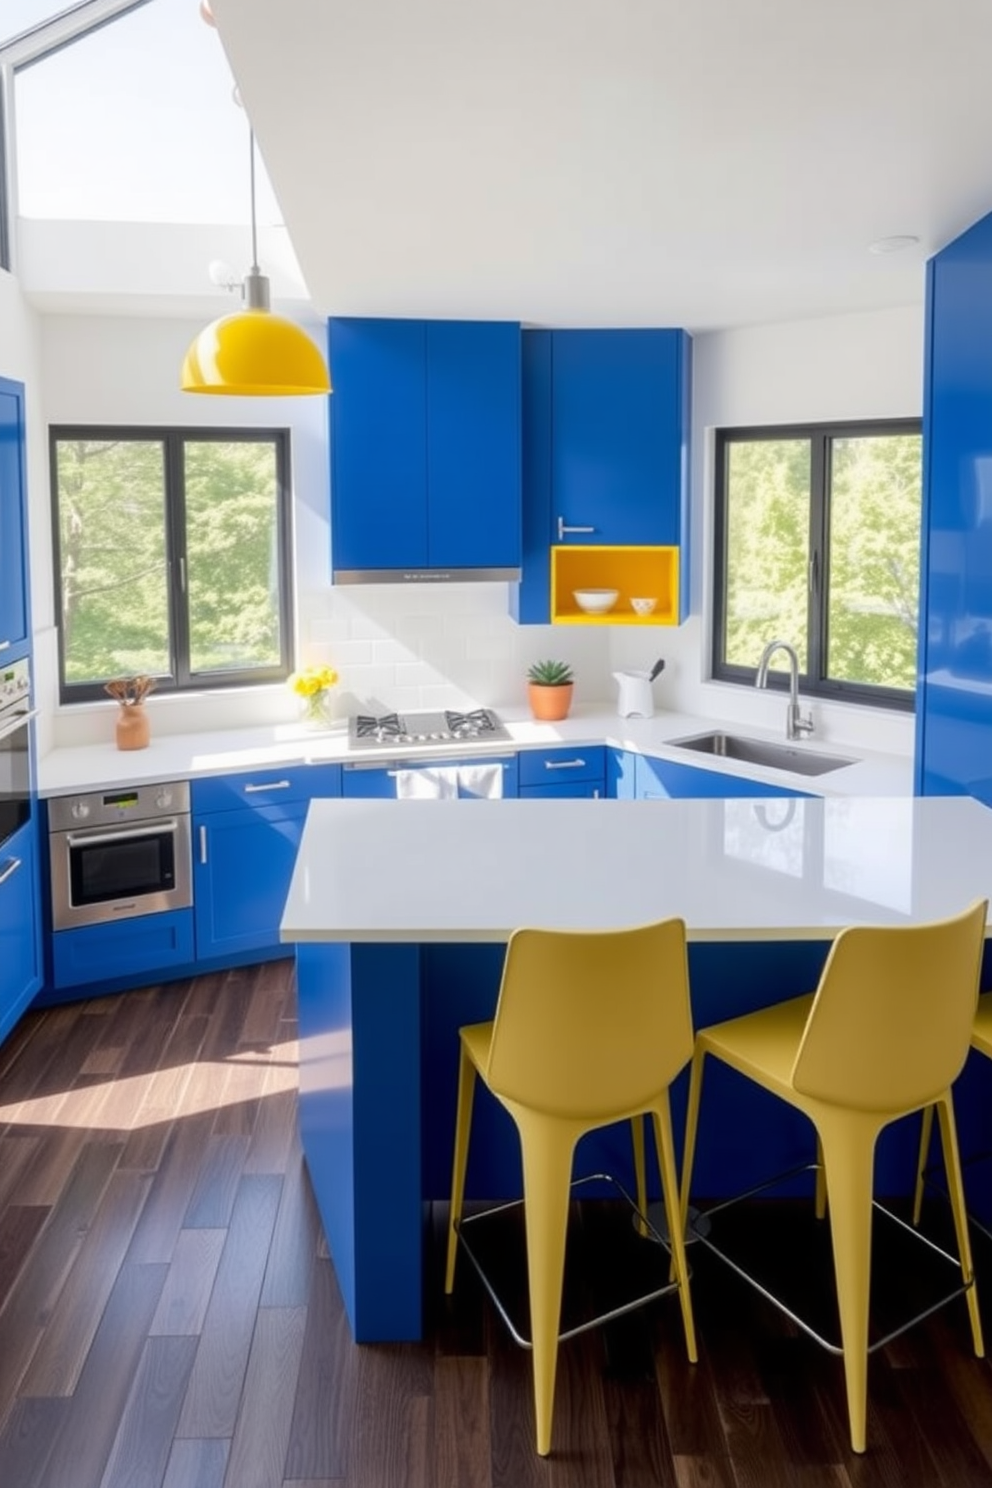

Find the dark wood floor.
[{"left": 4, "top": 962, "right": 992, "bottom": 1487}]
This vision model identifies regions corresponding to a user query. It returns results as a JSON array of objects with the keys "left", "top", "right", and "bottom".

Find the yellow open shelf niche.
[{"left": 550, "top": 545, "right": 680, "bottom": 625}]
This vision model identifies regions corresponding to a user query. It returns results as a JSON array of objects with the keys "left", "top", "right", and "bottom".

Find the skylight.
[{"left": 11, "top": 0, "right": 281, "bottom": 225}]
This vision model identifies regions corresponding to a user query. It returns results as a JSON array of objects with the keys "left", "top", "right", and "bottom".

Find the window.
[
  {"left": 712, "top": 420, "right": 922, "bottom": 709},
  {"left": 51, "top": 427, "right": 294, "bottom": 701}
]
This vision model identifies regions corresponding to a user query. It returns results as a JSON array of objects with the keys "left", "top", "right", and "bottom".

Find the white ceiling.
[{"left": 206, "top": 0, "right": 992, "bottom": 334}]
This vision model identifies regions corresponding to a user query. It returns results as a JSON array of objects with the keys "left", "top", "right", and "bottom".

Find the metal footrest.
[
  {"left": 454, "top": 1172, "right": 684, "bottom": 1350},
  {"left": 692, "top": 1162, "right": 975, "bottom": 1356}
]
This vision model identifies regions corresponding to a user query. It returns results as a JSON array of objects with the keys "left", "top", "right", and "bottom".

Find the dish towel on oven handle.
[
  {"left": 395, "top": 767, "right": 459, "bottom": 799},
  {"left": 457, "top": 763, "right": 504, "bottom": 800}
]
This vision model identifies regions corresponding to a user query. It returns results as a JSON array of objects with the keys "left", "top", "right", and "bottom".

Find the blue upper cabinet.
[
  {"left": 511, "top": 328, "right": 692, "bottom": 625},
  {"left": 329, "top": 318, "right": 522, "bottom": 580},
  {"left": 0, "top": 377, "right": 30, "bottom": 658},
  {"left": 916, "top": 209, "right": 992, "bottom": 804}
]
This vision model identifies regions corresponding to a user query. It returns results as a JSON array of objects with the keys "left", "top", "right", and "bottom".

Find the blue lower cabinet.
[
  {"left": 52, "top": 909, "right": 195, "bottom": 990},
  {"left": 635, "top": 754, "right": 809, "bottom": 800},
  {"left": 608, "top": 748, "right": 638, "bottom": 799},
  {"left": 517, "top": 745, "right": 604, "bottom": 794},
  {"left": 0, "top": 819, "right": 42, "bottom": 1041},
  {"left": 519, "top": 781, "right": 602, "bottom": 798},
  {"left": 194, "top": 801, "right": 309, "bottom": 958}
]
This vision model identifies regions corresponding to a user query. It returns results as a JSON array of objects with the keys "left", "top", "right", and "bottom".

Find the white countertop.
[
  {"left": 35, "top": 704, "right": 912, "bottom": 798},
  {"left": 280, "top": 795, "right": 992, "bottom": 944}
]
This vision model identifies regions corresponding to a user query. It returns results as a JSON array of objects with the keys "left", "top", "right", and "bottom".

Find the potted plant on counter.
[{"left": 527, "top": 659, "right": 574, "bottom": 722}]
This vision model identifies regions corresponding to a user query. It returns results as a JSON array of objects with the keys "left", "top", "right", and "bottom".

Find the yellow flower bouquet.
[{"left": 289, "top": 664, "right": 339, "bottom": 727}]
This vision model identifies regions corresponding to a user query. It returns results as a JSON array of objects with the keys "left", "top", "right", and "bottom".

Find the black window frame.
[
  {"left": 50, "top": 424, "right": 295, "bottom": 704},
  {"left": 712, "top": 418, "right": 922, "bottom": 713}
]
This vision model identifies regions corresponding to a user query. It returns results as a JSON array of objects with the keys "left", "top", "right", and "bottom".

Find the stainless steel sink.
[{"left": 667, "top": 731, "right": 858, "bottom": 777}]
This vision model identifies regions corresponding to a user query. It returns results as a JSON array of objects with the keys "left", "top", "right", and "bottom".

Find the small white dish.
[
  {"left": 573, "top": 588, "right": 619, "bottom": 615},
  {"left": 630, "top": 596, "right": 658, "bottom": 616}
]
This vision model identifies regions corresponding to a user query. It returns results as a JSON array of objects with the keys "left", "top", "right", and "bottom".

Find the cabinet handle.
[
  {"left": 557, "top": 516, "right": 596, "bottom": 541},
  {"left": 199, "top": 825, "right": 208, "bottom": 864},
  {"left": 593, "top": 788, "right": 600, "bottom": 799},
  {"left": 0, "top": 640, "right": 10, "bottom": 652},
  {"left": 544, "top": 758, "right": 586, "bottom": 770},
  {"left": 0, "top": 856, "right": 21, "bottom": 886},
  {"left": 243, "top": 780, "right": 291, "bottom": 793}
]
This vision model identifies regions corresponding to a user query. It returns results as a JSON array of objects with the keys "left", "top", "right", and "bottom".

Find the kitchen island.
[{"left": 281, "top": 794, "right": 992, "bottom": 1343}]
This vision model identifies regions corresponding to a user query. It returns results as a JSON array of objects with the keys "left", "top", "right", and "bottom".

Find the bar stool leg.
[
  {"left": 517, "top": 1116, "right": 575, "bottom": 1457},
  {"left": 652, "top": 1097, "right": 697, "bottom": 1362},
  {"left": 445, "top": 1043, "right": 478, "bottom": 1294},
  {"left": 631, "top": 1115, "right": 649, "bottom": 1237},
  {"left": 936, "top": 1094, "right": 984, "bottom": 1357},
  {"left": 819, "top": 1121, "right": 876, "bottom": 1454},
  {"left": 913, "top": 1104, "right": 935, "bottom": 1227}
]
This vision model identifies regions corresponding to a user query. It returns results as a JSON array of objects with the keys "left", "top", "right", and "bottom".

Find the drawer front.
[
  {"left": 519, "top": 781, "right": 602, "bottom": 799},
  {"left": 191, "top": 762, "right": 342, "bottom": 813},
  {"left": 517, "top": 746, "right": 605, "bottom": 788},
  {"left": 52, "top": 909, "right": 195, "bottom": 989}
]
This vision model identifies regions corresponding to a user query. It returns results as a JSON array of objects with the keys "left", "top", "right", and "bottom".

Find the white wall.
[
  {"left": 6, "top": 295, "right": 925, "bottom": 754},
  {"left": 611, "top": 303, "right": 925, "bottom": 755}
]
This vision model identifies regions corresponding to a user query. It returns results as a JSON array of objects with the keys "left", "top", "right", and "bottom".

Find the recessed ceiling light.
[{"left": 868, "top": 235, "right": 921, "bottom": 255}]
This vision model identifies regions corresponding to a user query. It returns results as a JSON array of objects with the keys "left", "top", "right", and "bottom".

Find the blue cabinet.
[
  {"left": 518, "top": 745, "right": 605, "bottom": 797},
  {"left": 193, "top": 764, "right": 341, "bottom": 959},
  {"left": 0, "top": 819, "right": 42, "bottom": 1043},
  {"left": 512, "top": 329, "right": 691, "bottom": 624},
  {"left": 52, "top": 911, "right": 194, "bottom": 991},
  {"left": 916, "top": 209, "right": 992, "bottom": 802},
  {"left": 0, "top": 377, "right": 30, "bottom": 657},
  {"left": 329, "top": 318, "right": 522, "bottom": 579},
  {"left": 635, "top": 754, "right": 808, "bottom": 801}
]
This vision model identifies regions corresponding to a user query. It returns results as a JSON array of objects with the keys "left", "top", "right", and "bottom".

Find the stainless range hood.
[{"left": 333, "top": 565, "right": 521, "bottom": 585}]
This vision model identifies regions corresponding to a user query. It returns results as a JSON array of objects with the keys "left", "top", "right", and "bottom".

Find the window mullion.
[
  {"left": 807, "top": 433, "right": 829, "bottom": 686},
  {"left": 165, "top": 434, "right": 190, "bottom": 689}
]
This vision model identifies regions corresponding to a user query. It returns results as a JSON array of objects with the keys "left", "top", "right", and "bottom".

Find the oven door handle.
[
  {"left": 65, "top": 819, "right": 180, "bottom": 848},
  {"left": 0, "top": 706, "right": 38, "bottom": 743}
]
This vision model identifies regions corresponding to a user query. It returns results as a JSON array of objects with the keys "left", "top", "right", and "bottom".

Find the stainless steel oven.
[
  {"left": 0, "top": 657, "right": 36, "bottom": 855},
  {"left": 48, "top": 781, "right": 192, "bottom": 930}
]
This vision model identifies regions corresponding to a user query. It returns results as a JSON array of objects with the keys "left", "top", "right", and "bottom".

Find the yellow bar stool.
[
  {"left": 444, "top": 917, "right": 698, "bottom": 1457},
  {"left": 679, "top": 900, "right": 987, "bottom": 1456},
  {"left": 913, "top": 990, "right": 992, "bottom": 1226}
]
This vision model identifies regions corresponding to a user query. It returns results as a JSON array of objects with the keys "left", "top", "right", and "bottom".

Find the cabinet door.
[
  {"left": 635, "top": 755, "right": 806, "bottom": 800},
  {"left": 0, "top": 819, "right": 42, "bottom": 1045},
  {"left": 330, "top": 318, "right": 428, "bottom": 574},
  {"left": 519, "top": 781, "right": 602, "bottom": 799},
  {"left": 552, "top": 330, "right": 686, "bottom": 546},
  {"left": 426, "top": 321, "right": 521, "bottom": 569},
  {"left": 194, "top": 801, "right": 309, "bottom": 958},
  {"left": 0, "top": 378, "right": 29, "bottom": 655}
]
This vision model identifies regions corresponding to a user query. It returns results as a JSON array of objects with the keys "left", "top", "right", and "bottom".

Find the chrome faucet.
[{"left": 755, "top": 639, "right": 814, "bottom": 741}]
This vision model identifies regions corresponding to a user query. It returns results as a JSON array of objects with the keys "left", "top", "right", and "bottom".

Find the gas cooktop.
[{"left": 348, "top": 708, "right": 511, "bottom": 751}]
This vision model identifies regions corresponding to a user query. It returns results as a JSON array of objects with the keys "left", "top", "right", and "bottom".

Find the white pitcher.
[{"left": 613, "top": 670, "right": 655, "bottom": 718}]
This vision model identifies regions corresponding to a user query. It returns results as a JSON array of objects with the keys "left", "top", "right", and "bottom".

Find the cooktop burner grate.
[{"left": 347, "top": 708, "right": 511, "bottom": 750}]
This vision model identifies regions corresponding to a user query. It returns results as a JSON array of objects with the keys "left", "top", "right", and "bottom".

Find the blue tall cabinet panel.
[
  {"left": 512, "top": 328, "right": 691, "bottom": 624},
  {"left": 329, "top": 317, "right": 522, "bottom": 577},
  {"left": 0, "top": 377, "right": 30, "bottom": 657},
  {"left": 916, "top": 209, "right": 992, "bottom": 802},
  {"left": 0, "top": 819, "right": 42, "bottom": 1044}
]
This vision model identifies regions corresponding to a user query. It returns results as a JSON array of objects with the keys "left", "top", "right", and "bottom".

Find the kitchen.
[{"left": 3, "top": 0, "right": 992, "bottom": 1481}]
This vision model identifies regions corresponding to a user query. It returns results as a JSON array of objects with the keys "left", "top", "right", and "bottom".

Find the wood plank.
[
  {"left": 432, "top": 1356, "right": 492, "bottom": 1488},
  {"left": 240, "top": 957, "right": 295, "bottom": 1048},
  {"left": 32, "top": 1260, "right": 169, "bottom": 1488},
  {"left": 0, "top": 1395, "right": 69, "bottom": 1488},
  {"left": 0, "top": 1140, "right": 123, "bottom": 1407},
  {"left": 9, "top": 1126, "right": 87, "bottom": 1207},
  {"left": 175, "top": 1173, "right": 282, "bottom": 1438},
  {"left": 223, "top": 1305, "right": 308, "bottom": 1488},
  {"left": 259, "top": 1145, "right": 321, "bottom": 1308},
  {"left": 161, "top": 1437, "right": 230, "bottom": 1488},
  {"left": 0, "top": 1134, "right": 40, "bottom": 1210},
  {"left": 118, "top": 1007, "right": 211, "bottom": 1172},
  {"left": 283, "top": 1254, "right": 359, "bottom": 1481},
  {"left": 125, "top": 1111, "right": 217, "bottom": 1265},
  {"left": 342, "top": 1344, "right": 435, "bottom": 1488},
  {"left": 149, "top": 1228, "right": 227, "bottom": 1337},
  {"left": 182, "top": 1134, "right": 250, "bottom": 1229},
  {"left": 19, "top": 1169, "right": 151, "bottom": 1395},
  {"left": 98, "top": 1333, "right": 199, "bottom": 1488},
  {"left": 0, "top": 1204, "right": 48, "bottom": 1311}
]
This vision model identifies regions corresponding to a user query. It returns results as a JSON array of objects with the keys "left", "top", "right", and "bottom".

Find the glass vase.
[{"left": 300, "top": 690, "right": 332, "bottom": 730}]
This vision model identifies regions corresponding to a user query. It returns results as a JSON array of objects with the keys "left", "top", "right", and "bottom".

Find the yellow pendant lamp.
[{"left": 181, "top": 127, "right": 331, "bottom": 396}]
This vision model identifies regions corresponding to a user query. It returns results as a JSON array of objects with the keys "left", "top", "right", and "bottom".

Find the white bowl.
[
  {"left": 573, "top": 588, "right": 619, "bottom": 615},
  {"left": 630, "top": 596, "right": 658, "bottom": 616}
]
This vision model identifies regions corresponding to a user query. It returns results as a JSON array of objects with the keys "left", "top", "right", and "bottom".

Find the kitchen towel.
[
  {"left": 457, "top": 763, "right": 504, "bottom": 800},
  {"left": 395, "top": 767, "right": 459, "bottom": 799}
]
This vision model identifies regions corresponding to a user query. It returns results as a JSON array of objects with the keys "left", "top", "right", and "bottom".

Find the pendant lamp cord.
[{"left": 248, "top": 127, "right": 259, "bottom": 273}]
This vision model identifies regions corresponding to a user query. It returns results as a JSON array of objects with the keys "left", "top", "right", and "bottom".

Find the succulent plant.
[{"left": 527, "top": 659, "right": 574, "bottom": 686}]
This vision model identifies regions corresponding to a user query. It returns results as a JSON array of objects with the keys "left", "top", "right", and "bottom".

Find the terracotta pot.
[
  {"left": 116, "top": 701, "right": 151, "bottom": 751},
  {"left": 528, "top": 682, "right": 573, "bottom": 722}
]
